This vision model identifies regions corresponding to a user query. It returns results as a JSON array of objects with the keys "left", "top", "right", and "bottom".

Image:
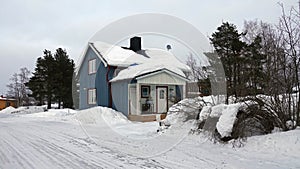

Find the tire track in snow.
[
  {"left": 0, "top": 119, "right": 168, "bottom": 169},
  {"left": 7, "top": 121, "right": 121, "bottom": 169},
  {"left": 0, "top": 132, "right": 35, "bottom": 168}
]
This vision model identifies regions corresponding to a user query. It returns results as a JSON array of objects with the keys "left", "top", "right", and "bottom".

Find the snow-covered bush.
[
  {"left": 230, "top": 104, "right": 275, "bottom": 140},
  {"left": 196, "top": 100, "right": 276, "bottom": 141},
  {"left": 163, "top": 97, "right": 210, "bottom": 126},
  {"left": 163, "top": 96, "right": 286, "bottom": 142}
]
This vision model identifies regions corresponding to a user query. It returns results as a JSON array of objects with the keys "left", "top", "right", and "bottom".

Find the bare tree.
[
  {"left": 19, "top": 67, "right": 31, "bottom": 105},
  {"left": 186, "top": 53, "right": 211, "bottom": 97},
  {"left": 6, "top": 67, "right": 31, "bottom": 106},
  {"left": 277, "top": 3, "right": 300, "bottom": 127},
  {"left": 186, "top": 53, "right": 208, "bottom": 81},
  {"left": 7, "top": 73, "right": 21, "bottom": 106}
]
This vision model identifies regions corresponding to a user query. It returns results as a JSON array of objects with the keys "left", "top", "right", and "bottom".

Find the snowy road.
[
  {"left": 0, "top": 108, "right": 299, "bottom": 169},
  {"left": 0, "top": 117, "right": 168, "bottom": 169}
]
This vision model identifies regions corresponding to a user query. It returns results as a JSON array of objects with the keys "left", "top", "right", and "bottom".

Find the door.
[{"left": 157, "top": 87, "right": 168, "bottom": 113}]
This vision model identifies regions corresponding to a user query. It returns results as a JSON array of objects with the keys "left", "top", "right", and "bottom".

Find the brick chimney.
[{"left": 130, "top": 36, "right": 141, "bottom": 52}]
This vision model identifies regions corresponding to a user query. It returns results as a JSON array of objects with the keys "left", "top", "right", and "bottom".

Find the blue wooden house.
[{"left": 77, "top": 37, "right": 190, "bottom": 121}]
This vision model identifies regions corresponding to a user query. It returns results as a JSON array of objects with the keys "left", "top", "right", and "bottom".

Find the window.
[
  {"left": 88, "top": 59, "right": 96, "bottom": 74},
  {"left": 141, "top": 86, "right": 150, "bottom": 98},
  {"left": 159, "top": 90, "right": 165, "bottom": 99},
  {"left": 5, "top": 102, "right": 10, "bottom": 107},
  {"left": 88, "top": 89, "right": 97, "bottom": 104}
]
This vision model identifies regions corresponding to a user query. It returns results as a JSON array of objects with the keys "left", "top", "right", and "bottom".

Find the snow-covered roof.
[
  {"left": 77, "top": 41, "right": 191, "bottom": 80},
  {"left": 0, "top": 97, "right": 16, "bottom": 101},
  {"left": 90, "top": 41, "right": 146, "bottom": 67},
  {"left": 108, "top": 47, "right": 191, "bottom": 82}
]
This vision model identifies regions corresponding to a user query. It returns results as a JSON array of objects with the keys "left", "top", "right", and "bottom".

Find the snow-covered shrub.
[
  {"left": 196, "top": 101, "right": 276, "bottom": 142},
  {"left": 230, "top": 104, "right": 275, "bottom": 140},
  {"left": 196, "top": 105, "right": 212, "bottom": 129},
  {"left": 163, "top": 97, "right": 210, "bottom": 126}
]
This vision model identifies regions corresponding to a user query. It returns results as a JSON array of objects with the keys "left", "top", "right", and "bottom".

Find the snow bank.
[
  {"left": 0, "top": 106, "right": 16, "bottom": 114},
  {"left": 244, "top": 127, "right": 300, "bottom": 154},
  {"left": 11, "top": 106, "right": 47, "bottom": 114},
  {"left": 75, "top": 106, "right": 130, "bottom": 126},
  {"left": 25, "top": 109, "right": 77, "bottom": 118}
]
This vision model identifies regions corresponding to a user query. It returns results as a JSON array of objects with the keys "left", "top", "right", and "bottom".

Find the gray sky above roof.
[{"left": 0, "top": 0, "right": 297, "bottom": 95}]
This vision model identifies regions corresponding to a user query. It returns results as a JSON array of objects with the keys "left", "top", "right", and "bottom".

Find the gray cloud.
[{"left": 0, "top": 0, "right": 297, "bottom": 94}]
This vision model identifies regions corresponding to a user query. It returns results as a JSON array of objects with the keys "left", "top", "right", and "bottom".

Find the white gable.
[
  {"left": 136, "top": 70, "right": 187, "bottom": 85},
  {"left": 110, "top": 63, "right": 186, "bottom": 82}
]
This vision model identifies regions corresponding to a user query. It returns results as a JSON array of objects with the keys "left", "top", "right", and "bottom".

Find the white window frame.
[
  {"left": 88, "top": 88, "right": 97, "bottom": 105},
  {"left": 88, "top": 59, "right": 97, "bottom": 74}
]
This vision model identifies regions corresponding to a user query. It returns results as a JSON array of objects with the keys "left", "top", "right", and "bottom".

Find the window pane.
[
  {"left": 88, "top": 89, "right": 96, "bottom": 104},
  {"left": 89, "top": 59, "right": 96, "bottom": 74},
  {"left": 160, "top": 90, "right": 165, "bottom": 99}
]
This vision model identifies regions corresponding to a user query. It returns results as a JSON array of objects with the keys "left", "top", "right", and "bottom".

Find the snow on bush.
[
  {"left": 198, "top": 105, "right": 212, "bottom": 122},
  {"left": 164, "top": 97, "right": 207, "bottom": 125},
  {"left": 215, "top": 103, "right": 245, "bottom": 138},
  {"left": 210, "top": 104, "right": 227, "bottom": 117},
  {"left": 75, "top": 106, "right": 130, "bottom": 126}
]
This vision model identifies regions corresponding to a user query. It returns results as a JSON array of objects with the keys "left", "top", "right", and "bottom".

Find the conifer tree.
[
  {"left": 210, "top": 22, "right": 246, "bottom": 103},
  {"left": 27, "top": 49, "right": 74, "bottom": 109}
]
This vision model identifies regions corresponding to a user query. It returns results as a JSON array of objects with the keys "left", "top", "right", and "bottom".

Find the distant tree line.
[{"left": 26, "top": 48, "right": 75, "bottom": 109}]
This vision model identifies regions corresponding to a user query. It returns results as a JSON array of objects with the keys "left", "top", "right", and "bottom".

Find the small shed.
[{"left": 0, "top": 96, "right": 17, "bottom": 110}]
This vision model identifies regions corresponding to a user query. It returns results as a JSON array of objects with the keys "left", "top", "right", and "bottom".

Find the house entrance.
[{"left": 156, "top": 87, "right": 168, "bottom": 113}]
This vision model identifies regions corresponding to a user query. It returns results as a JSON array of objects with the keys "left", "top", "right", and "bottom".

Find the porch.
[
  {"left": 112, "top": 68, "right": 189, "bottom": 122},
  {"left": 128, "top": 82, "right": 186, "bottom": 120},
  {"left": 128, "top": 113, "right": 167, "bottom": 122}
]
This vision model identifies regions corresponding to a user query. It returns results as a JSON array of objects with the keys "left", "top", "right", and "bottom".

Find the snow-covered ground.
[{"left": 0, "top": 106, "right": 299, "bottom": 169}]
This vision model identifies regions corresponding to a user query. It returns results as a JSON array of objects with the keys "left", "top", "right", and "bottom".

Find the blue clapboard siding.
[
  {"left": 95, "top": 64, "right": 115, "bottom": 107},
  {"left": 111, "top": 80, "right": 130, "bottom": 116},
  {"left": 78, "top": 45, "right": 117, "bottom": 110},
  {"left": 79, "top": 47, "right": 101, "bottom": 109}
]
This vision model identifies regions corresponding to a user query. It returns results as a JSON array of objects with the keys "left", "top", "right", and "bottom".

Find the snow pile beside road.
[
  {"left": 0, "top": 106, "right": 16, "bottom": 114},
  {"left": 25, "top": 109, "right": 77, "bottom": 118},
  {"left": 76, "top": 106, "right": 130, "bottom": 126},
  {"left": 11, "top": 106, "right": 47, "bottom": 114},
  {"left": 244, "top": 127, "right": 300, "bottom": 154}
]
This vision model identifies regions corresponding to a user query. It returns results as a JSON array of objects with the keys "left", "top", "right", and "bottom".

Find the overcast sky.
[{"left": 0, "top": 0, "right": 297, "bottom": 95}]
